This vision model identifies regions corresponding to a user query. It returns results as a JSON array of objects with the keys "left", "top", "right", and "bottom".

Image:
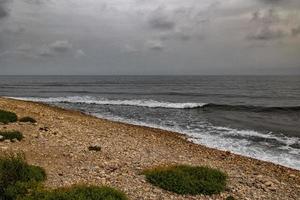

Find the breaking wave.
[{"left": 10, "top": 96, "right": 300, "bottom": 112}]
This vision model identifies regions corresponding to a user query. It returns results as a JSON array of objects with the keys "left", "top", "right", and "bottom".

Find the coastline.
[{"left": 0, "top": 97, "right": 299, "bottom": 199}]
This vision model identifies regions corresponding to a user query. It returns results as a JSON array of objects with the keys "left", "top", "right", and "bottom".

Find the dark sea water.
[{"left": 0, "top": 75, "right": 299, "bottom": 169}]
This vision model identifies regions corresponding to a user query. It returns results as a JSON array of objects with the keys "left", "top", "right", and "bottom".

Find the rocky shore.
[{"left": 0, "top": 97, "right": 299, "bottom": 200}]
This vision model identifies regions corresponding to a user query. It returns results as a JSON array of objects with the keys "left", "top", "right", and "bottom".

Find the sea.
[{"left": 0, "top": 75, "right": 299, "bottom": 170}]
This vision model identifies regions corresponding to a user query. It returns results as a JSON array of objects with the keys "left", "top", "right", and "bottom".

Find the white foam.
[
  {"left": 11, "top": 96, "right": 206, "bottom": 109},
  {"left": 92, "top": 113, "right": 300, "bottom": 170}
]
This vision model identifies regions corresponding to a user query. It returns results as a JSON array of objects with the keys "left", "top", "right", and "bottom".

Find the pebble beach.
[{"left": 0, "top": 97, "right": 299, "bottom": 200}]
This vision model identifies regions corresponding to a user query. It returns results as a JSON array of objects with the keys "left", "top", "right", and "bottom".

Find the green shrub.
[
  {"left": 19, "top": 117, "right": 36, "bottom": 123},
  {"left": 0, "top": 154, "right": 128, "bottom": 200},
  {"left": 0, "top": 131, "right": 24, "bottom": 142},
  {"left": 0, "top": 153, "right": 46, "bottom": 200},
  {"left": 143, "top": 165, "right": 227, "bottom": 195},
  {"left": 0, "top": 110, "right": 17, "bottom": 124},
  {"left": 20, "top": 185, "right": 128, "bottom": 200}
]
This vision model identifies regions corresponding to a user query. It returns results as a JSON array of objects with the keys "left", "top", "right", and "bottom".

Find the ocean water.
[{"left": 0, "top": 75, "right": 299, "bottom": 169}]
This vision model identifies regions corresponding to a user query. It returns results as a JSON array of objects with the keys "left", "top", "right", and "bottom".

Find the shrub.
[
  {"left": 143, "top": 165, "right": 227, "bottom": 195},
  {"left": 0, "top": 131, "right": 24, "bottom": 142},
  {"left": 20, "top": 185, "right": 128, "bottom": 200},
  {"left": 0, "top": 153, "right": 46, "bottom": 200},
  {"left": 0, "top": 110, "right": 17, "bottom": 124},
  {"left": 19, "top": 117, "right": 36, "bottom": 123}
]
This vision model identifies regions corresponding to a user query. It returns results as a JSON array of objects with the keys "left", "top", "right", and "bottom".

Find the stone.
[{"left": 264, "top": 181, "right": 273, "bottom": 187}]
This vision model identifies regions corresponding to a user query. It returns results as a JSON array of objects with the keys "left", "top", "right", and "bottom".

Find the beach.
[{"left": 0, "top": 97, "right": 299, "bottom": 199}]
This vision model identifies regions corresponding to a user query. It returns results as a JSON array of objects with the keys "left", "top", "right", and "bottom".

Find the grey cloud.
[
  {"left": 123, "top": 44, "right": 139, "bottom": 53},
  {"left": 2, "top": 25, "right": 26, "bottom": 34},
  {"left": 291, "top": 26, "right": 300, "bottom": 37},
  {"left": 259, "top": 0, "right": 282, "bottom": 3},
  {"left": 38, "top": 46, "right": 53, "bottom": 57},
  {"left": 16, "top": 44, "right": 32, "bottom": 52},
  {"left": 38, "top": 40, "right": 73, "bottom": 57},
  {"left": 148, "top": 8, "right": 175, "bottom": 30},
  {"left": 251, "top": 9, "right": 279, "bottom": 24},
  {"left": 247, "top": 27, "right": 285, "bottom": 40},
  {"left": 247, "top": 8, "right": 286, "bottom": 40},
  {"left": 146, "top": 40, "right": 164, "bottom": 51},
  {"left": 0, "top": 0, "right": 8, "bottom": 19},
  {"left": 49, "top": 40, "right": 72, "bottom": 52},
  {"left": 257, "top": 0, "right": 300, "bottom": 8}
]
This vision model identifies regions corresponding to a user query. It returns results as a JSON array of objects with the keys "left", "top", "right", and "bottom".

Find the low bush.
[
  {"left": 0, "top": 153, "right": 46, "bottom": 200},
  {"left": 20, "top": 185, "right": 128, "bottom": 200},
  {"left": 0, "top": 154, "right": 129, "bottom": 200},
  {"left": 0, "top": 131, "right": 24, "bottom": 142},
  {"left": 0, "top": 110, "right": 17, "bottom": 124},
  {"left": 19, "top": 117, "right": 36, "bottom": 123},
  {"left": 143, "top": 165, "right": 227, "bottom": 195}
]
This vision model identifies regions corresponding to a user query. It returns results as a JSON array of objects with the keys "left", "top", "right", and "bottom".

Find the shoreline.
[
  {"left": 6, "top": 96, "right": 300, "bottom": 171},
  {"left": 0, "top": 97, "right": 299, "bottom": 199}
]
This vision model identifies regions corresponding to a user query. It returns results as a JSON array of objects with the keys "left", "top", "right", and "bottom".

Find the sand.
[{"left": 0, "top": 97, "right": 299, "bottom": 200}]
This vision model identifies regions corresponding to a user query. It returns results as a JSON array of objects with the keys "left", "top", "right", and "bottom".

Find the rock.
[
  {"left": 39, "top": 127, "right": 49, "bottom": 132},
  {"left": 269, "top": 186, "right": 276, "bottom": 191},
  {"left": 264, "top": 181, "right": 273, "bottom": 187},
  {"left": 88, "top": 145, "right": 101, "bottom": 152},
  {"left": 1, "top": 146, "right": 8, "bottom": 150},
  {"left": 0, "top": 135, "right": 4, "bottom": 141},
  {"left": 12, "top": 138, "right": 18, "bottom": 143},
  {"left": 289, "top": 174, "right": 296, "bottom": 178},
  {"left": 256, "top": 175, "right": 263, "bottom": 179}
]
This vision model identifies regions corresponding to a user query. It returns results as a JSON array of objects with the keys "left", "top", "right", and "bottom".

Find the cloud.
[
  {"left": 259, "top": 0, "right": 282, "bottom": 4},
  {"left": 49, "top": 40, "right": 72, "bottom": 52},
  {"left": 0, "top": 0, "right": 8, "bottom": 19},
  {"left": 148, "top": 7, "right": 175, "bottom": 30},
  {"left": 247, "top": 8, "right": 286, "bottom": 40},
  {"left": 146, "top": 40, "right": 164, "bottom": 51},
  {"left": 38, "top": 40, "right": 73, "bottom": 57},
  {"left": 247, "top": 27, "right": 285, "bottom": 40},
  {"left": 291, "top": 26, "right": 300, "bottom": 37},
  {"left": 38, "top": 46, "right": 53, "bottom": 57},
  {"left": 1, "top": 25, "right": 26, "bottom": 34},
  {"left": 123, "top": 44, "right": 138, "bottom": 53},
  {"left": 16, "top": 44, "right": 32, "bottom": 52},
  {"left": 75, "top": 49, "right": 86, "bottom": 58}
]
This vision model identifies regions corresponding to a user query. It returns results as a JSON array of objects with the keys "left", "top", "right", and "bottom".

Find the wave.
[
  {"left": 92, "top": 113, "right": 300, "bottom": 170},
  {"left": 11, "top": 96, "right": 206, "bottom": 109},
  {"left": 10, "top": 96, "right": 300, "bottom": 112},
  {"left": 202, "top": 103, "right": 300, "bottom": 112}
]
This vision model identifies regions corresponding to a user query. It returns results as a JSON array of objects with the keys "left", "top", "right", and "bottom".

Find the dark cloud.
[
  {"left": 291, "top": 26, "right": 300, "bottom": 37},
  {"left": 0, "top": 0, "right": 8, "bottom": 19},
  {"left": 247, "top": 27, "right": 285, "bottom": 40},
  {"left": 247, "top": 8, "right": 286, "bottom": 40},
  {"left": 148, "top": 8, "right": 175, "bottom": 30}
]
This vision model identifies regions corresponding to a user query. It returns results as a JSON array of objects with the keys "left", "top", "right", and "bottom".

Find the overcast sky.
[{"left": 0, "top": 0, "right": 299, "bottom": 75}]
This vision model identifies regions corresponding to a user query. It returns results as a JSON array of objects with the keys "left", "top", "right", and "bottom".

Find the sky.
[{"left": 0, "top": 0, "right": 299, "bottom": 75}]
